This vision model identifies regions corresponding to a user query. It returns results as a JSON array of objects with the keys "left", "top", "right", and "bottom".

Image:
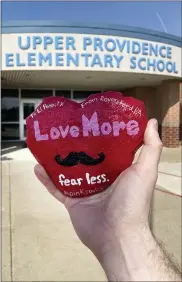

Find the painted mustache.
[{"left": 54, "top": 152, "right": 105, "bottom": 167}]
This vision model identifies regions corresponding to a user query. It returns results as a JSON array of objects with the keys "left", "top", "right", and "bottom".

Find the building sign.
[{"left": 2, "top": 33, "right": 181, "bottom": 77}]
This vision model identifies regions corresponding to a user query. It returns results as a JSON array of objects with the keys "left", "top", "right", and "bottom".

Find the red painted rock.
[{"left": 26, "top": 91, "right": 147, "bottom": 198}]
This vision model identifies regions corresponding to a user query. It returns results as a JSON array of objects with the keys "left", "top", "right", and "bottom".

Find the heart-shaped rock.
[{"left": 26, "top": 91, "right": 147, "bottom": 198}]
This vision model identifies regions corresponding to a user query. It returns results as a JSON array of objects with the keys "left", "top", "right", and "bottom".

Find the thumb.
[{"left": 137, "top": 119, "right": 163, "bottom": 172}]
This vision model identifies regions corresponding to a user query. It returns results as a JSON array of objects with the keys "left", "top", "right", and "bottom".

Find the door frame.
[{"left": 20, "top": 99, "right": 41, "bottom": 140}]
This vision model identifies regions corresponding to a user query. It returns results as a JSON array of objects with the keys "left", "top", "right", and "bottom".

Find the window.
[
  {"left": 24, "top": 124, "right": 27, "bottom": 138},
  {"left": 55, "top": 90, "right": 71, "bottom": 98},
  {"left": 2, "top": 97, "right": 19, "bottom": 122},
  {"left": 1, "top": 89, "right": 20, "bottom": 140},
  {"left": 73, "top": 91, "right": 101, "bottom": 100},
  {"left": 2, "top": 124, "right": 20, "bottom": 140},
  {"left": 21, "top": 89, "right": 53, "bottom": 98},
  {"left": 2, "top": 89, "right": 19, "bottom": 98},
  {"left": 23, "top": 103, "right": 35, "bottom": 119}
]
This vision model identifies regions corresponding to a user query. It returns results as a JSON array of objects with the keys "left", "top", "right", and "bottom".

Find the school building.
[{"left": 2, "top": 21, "right": 182, "bottom": 147}]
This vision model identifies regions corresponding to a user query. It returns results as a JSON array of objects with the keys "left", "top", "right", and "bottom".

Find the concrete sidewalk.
[
  {"left": 2, "top": 146, "right": 182, "bottom": 281},
  {"left": 2, "top": 161, "right": 105, "bottom": 281},
  {"left": 134, "top": 146, "right": 181, "bottom": 196}
]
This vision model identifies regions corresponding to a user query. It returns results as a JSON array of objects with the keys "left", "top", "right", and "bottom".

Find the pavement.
[
  {"left": 1, "top": 146, "right": 182, "bottom": 281},
  {"left": 134, "top": 146, "right": 182, "bottom": 196}
]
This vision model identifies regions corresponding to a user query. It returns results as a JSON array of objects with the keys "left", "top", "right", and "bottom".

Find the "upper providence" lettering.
[{"left": 34, "top": 111, "right": 139, "bottom": 141}]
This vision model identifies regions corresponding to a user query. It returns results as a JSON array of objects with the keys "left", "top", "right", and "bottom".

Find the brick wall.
[
  {"left": 162, "top": 127, "right": 180, "bottom": 147},
  {"left": 123, "top": 80, "right": 181, "bottom": 147},
  {"left": 159, "top": 80, "right": 180, "bottom": 147}
]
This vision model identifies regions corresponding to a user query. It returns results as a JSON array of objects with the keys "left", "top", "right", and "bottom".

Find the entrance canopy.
[{"left": 1, "top": 70, "right": 179, "bottom": 90}]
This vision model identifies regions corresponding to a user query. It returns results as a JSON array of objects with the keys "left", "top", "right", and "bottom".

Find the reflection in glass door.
[{"left": 20, "top": 100, "right": 41, "bottom": 140}]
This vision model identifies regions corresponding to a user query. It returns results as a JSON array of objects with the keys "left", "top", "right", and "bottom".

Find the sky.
[{"left": 2, "top": 1, "right": 182, "bottom": 37}]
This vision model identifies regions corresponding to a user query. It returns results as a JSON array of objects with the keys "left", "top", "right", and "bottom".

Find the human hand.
[{"left": 34, "top": 119, "right": 163, "bottom": 259}]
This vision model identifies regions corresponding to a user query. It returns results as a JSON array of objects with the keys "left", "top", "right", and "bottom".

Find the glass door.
[{"left": 20, "top": 99, "right": 41, "bottom": 140}]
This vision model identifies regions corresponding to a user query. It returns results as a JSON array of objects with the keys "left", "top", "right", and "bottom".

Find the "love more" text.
[{"left": 33, "top": 111, "right": 139, "bottom": 141}]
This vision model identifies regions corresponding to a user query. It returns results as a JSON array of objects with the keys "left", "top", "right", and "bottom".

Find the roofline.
[{"left": 2, "top": 20, "right": 182, "bottom": 47}]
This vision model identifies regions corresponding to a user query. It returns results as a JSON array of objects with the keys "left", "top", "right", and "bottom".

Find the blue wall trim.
[{"left": 2, "top": 21, "right": 182, "bottom": 47}]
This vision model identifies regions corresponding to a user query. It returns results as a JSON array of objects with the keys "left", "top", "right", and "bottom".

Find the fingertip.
[
  {"left": 150, "top": 118, "right": 158, "bottom": 131},
  {"left": 34, "top": 164, "right": 50, "bottom": 187},
  {"left": 146, "top": 118, "right": 158, "bottom": 133},
  {"left": 34, "top": 163, "right": 40, "bottom": 174},
  {"left": 144, "top": 119, "right": 163, "bottom": 147},
  {"left": 34, "top": 163, "right": 48, "bottom": 175}
]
